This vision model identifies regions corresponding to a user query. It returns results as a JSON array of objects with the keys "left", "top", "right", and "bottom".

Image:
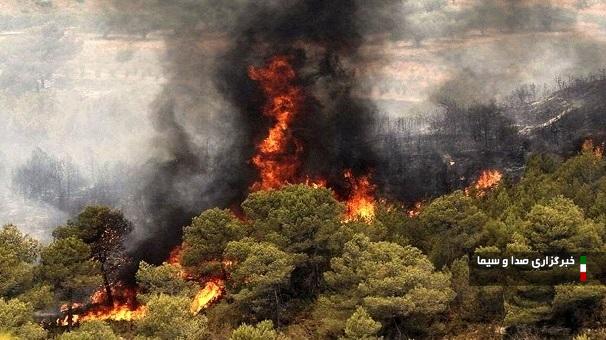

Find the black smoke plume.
[{"left": 127, "top": 0, "right": 382, "bottom": 266}]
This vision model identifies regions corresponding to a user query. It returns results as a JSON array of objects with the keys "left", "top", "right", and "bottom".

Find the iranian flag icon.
[{"left": 580, "top": 256, "right": 587, "bottom": 282}]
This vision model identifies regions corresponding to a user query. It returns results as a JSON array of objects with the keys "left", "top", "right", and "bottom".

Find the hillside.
[{"left": 522, "top": 76, "right": 606, "bottom": 154}]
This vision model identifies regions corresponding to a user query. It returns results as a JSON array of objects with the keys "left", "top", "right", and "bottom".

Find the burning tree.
[
  {"left": 52, "top": 206, "right": 133, "bottom": 306},
  {"left": 248, "top": 55, "right": 304, "bottom": 191},
  {"left": 39, "top": 237, "right": 102, "bottom": 328}
]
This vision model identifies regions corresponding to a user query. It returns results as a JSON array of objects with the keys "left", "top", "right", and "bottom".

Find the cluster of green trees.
[{"left": 2, "top": 147, "right": 606, "bottom": 339}]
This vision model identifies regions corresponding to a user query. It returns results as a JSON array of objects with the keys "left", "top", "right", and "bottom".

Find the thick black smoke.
[
  {"left": 214, "top": 0, "right": 379, "bottom": 196},
  {"left": 127, "top": 0, "right": 383, "bottom": 265},
  {"left": 118, "top": 0, "right": 606, "bottom": 267}
]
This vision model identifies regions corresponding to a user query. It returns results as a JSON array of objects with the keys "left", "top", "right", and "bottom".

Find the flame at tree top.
[
  {"left": 474, "top": 170, "right": 503, "bottom": 191},
  {"left": 465, "top": 169, "right": 503, "bottom": 197},
  {"left": 343, "top": 170, "right": 376, "bottom": 222},
  {"left": 248, "top": 55, "right": 303, "bottom": 190},
  {"left": 190, "top": 279, "right": 225, "bottom": 315},
  {"left": 247, "top": 55, "right": 378, "bottom": 220}
]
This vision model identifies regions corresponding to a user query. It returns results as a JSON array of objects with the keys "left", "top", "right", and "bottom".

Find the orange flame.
[
  {"left": 247, "top": 56, "right": 380, "bottom": 220},
  {"left": 407, "top": 202, "right": 423, "bottom": 218},
  {"left": 465, "top": 169, "right": 502, "bottom": 197},
  {"left": 343, "top": 170, "right": 376, "bottom": 222},
  {"left": 81, "top": 304, "right": 146, "bottom": 322},
  {"left": 83, "top": 285, "right": 146, "bottom": 323},
  {"left": 582, "top": 139, "right": 604, "bottom": 159},
  {"left": 248, "top": 55, "right": 304, "bottom": 190},
  {"left": 190, "top": 279, "right": 225, "bottom": 315},
  {"left": 167, "top": 245, "right": 190, "bottom": 279},
  {"left": 57, "top": 313, "right": 80, "bottom": 326},
  {"left": 304, "top": 177, "right": 328, "bottom": 189},
  {"left": 474, "top": 170, "right": 503, "bottom": 191},
  {"left": 168, "top": 245, "right": 183, "bottom": 265},
  {"left": 56, "top": 303, "right": 83, "bottom": 326}
]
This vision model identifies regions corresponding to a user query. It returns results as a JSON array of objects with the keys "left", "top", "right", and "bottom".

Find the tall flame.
[
  {"left": 474, "top": 170, "right": 503, "bottom": 191},
  {"left": 465, "top": 169, "right": 503, "bottom": 197},
  {"left": 248, "top": 56, "right": 379, "bottom": 221},
  {"left": 343, "top": 170, "right": 376, "bottom": 222},
  {"left": 190, "top": 279, "right": 225, "bottom": 315},
  {"left": 248, "top": 55, "right": 303, "bottom": 190}
]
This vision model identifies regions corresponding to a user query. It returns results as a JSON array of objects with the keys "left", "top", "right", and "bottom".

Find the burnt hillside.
[{"left": 523, "top": 76, "right": 606, "bottom": 155}]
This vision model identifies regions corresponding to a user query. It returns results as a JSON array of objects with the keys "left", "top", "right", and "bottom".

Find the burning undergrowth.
[{"left": 56, "top": 284, "right": 146, "bottom": 327}]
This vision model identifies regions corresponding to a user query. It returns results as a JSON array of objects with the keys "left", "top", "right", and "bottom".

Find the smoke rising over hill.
[{"left": 2, "top": 0, "right": 606, "bottom": 256}]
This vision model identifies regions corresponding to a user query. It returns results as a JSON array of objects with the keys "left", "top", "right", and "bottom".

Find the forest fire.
[
  {"left": 466, "top": 169, "right": 503, "bottom": 197},
  {"left": 248, "top": 55, "right": 303, "bottom": 191},
  {"left": 474, "top": 170, "right": 503, "bottom": 191},
  {"left": 343, "top": 170, "right": 377, "bottom": 222},
  {"left": 582, "top": 138, "right": 604, "bottom": 159},
  {"left": 81, "top": 285, "right": 146, "bottom": 322},
  {"left": 80, "top": 303, "right": 146, "bottom": 322},
  {"left": 167, "top": 244, "right": 189, "bottom": 279},
  {"left": 408, "top": 202, "right": 423, "bottom": 218},
  {"left": 56, "top": 286, "right": 146, "bottom": 326},
  {"left": 190, "top": 279, "right": 225, "bottom": 315},
  {"left": 166, "top": 244, "right": 226, "bottom": 314},
  {"left": 168, "top": 245, "right": 183, "bottom": 265},
  {"left": 248, "top": 56, "right": 378, "bottom": 220},
  {"left": 56, "top": 303, "right": 82, "bottom": 326}
]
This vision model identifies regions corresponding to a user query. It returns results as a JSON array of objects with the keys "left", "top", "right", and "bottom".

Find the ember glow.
[
  {"left": 408, "top": 202, "right": 423, "bottom": 218},
  {"left": 168, "top": 245, "right": 183, "bottom": 265},
  {"left": 582, "top": 138, "right": 604, "bottom": 159},
  {"left": 465, "top": 169, "right": 503, "bottom": 197},
  {"left": 56, "top": 285, "right": 146, "bottom": 326},
  {"left": 343, "top": 170, "right": 377, "bottom": 222},
  {"left": 167, "top": 245, "right": 227, "bottom": 313},
  {"left": 248, "top": 55, "right": 303, "bottom": 191},
  {"left": 56, "top": 303, "right": 82, "bottom": 326},
  {"left": 190, "top": 279, "right": 225, "bottom": 315},
  {"left": 474, "top": 170, "right": 503, "bottom": 191},
  {"left": 81, "top": 303, "right": 146, "bottom": 322},
  {"left": 82, "top": 285, "right": 146, "bottom": 322}
]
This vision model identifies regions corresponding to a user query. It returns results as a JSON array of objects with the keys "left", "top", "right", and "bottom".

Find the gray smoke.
[{"left": 2, "top": 0, "right": 606, "bottom": 250}]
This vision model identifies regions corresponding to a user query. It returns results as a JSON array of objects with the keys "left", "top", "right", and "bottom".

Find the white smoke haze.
[{"left": 1, "top": 0, "right": 606, "bottom": 241}]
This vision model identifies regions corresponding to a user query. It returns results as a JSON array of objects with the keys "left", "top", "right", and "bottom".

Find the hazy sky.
[{"left": 2, "top": 0, "right": 606, "bottom": 239}]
